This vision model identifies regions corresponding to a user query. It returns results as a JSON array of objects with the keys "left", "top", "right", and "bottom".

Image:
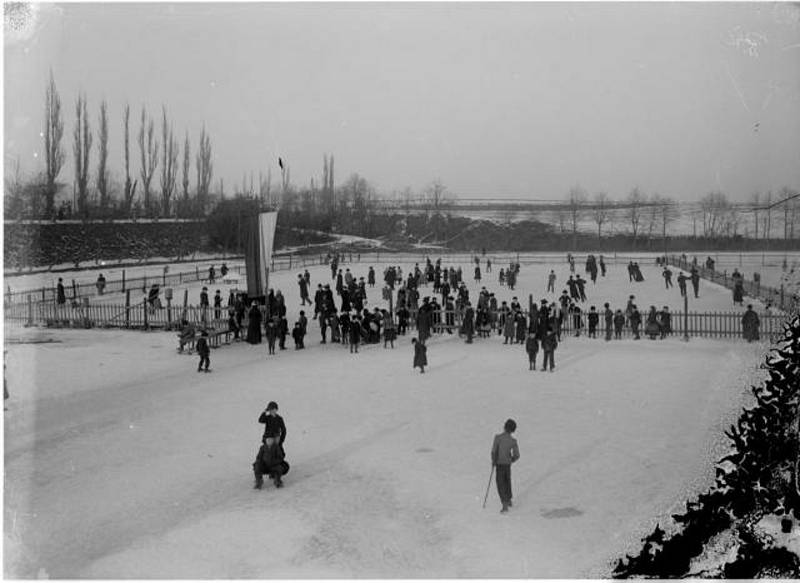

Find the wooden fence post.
[
  {"left": 182, "top": 289, "right": 189, "bottom": 322},
  {"left": 72, "top": 279, "right": 78, "bottom": 300},
  {"left": 122, "top": 269, "right": 126, "bottom": 292},
  {"left": 125, "top": 290, "right": 131, "bottom": 329},
  {"left": 166, "top": 296, "right": 172, "bottom": 330},
  {"left": 143, "top": 297, "right": 149, "bottom": 330},
  {"left": 27, "top": 294, "right": 33, "bottom": 327},
  {"left": 41, "top": 287, "right": 46, "bottom": 302}
]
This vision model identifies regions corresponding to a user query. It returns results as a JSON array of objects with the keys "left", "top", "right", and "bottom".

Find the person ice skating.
[
  {"left": 368, "top": 266, "right": 376, "bottom": 287},
  {"left": 412, "top": 337, "right": 427, "bottom": 373},
  {"left": 662, "top": 267, "right": 673, "bottom": 289},
  {"left": 474, "top": 265, "right": 481, "bottom": 283},
  {"left": 677, "top": 272, "right": 688, "bottom": 297},
  {"left": 645, "top": 306, "right": 660, "bottom": 340},
  {"left": 613, "top": 309, "right": 625, "bottom": 339},
  {"left": 541, "top": 326, "right": 557, "bottom": 372},
  {"left": 265, "top": 316, "right": 278, "bottom": 355},
  {"left": 220, "top": 263, "right": 228, "bottom": 277},
  {"left": 383, "top": 310, "right": 397, "bottom": 348},
  {"left": 196, "top": 330, "right": 210, "bottom": 372},
  {"left": 349, "top": 315, "right": 361, "bottom": 353},
  {"left": 587, "top": 306, "right": 599, "bottom": 338},
  {"left": 258, "top": 401, "right": 287, "bottom": 445},
  {"left": 208, "top": 265, "right": 216, "bottom": 283},
  {"left": 604, "top": 303, "right": 613, "bottom": 341},
  {"left": 491, "top": 419, "right": 520, "bottom": 513},
  {"left": 214, "top": 290, "right": 222, "bottom": 320},
  {"left": 228, "top": 307, "right": 241, "bottom": 340},
  {"left": 742, "top": 304, "right": 760, "bottom": 342},
  {"left": 252, "top": 435, "right": 290, "bottom": 489},
  {"left": 96, "top": 273, "right": 106, "bottom": 295},
  {"left": 599, "top": 255, "right": 606, "bottom": 277},
  {"left": 690, "top": 268, "right": 700, "bottom": 298},
  {"left": 292, "top": 322, "right": 305, "bottom": 349},
  {"left": 547, "top": 270, "right": 556, "bottom": 293},
  {"left": 278, "top": 316, "right": 288, "bottom": 350},
  {"left": 200, "top": 286, "right": 209, "bottom": 308},
  {"left": 525, "top": 332, "right": 539, "bottom": 371},
  {"left": 298, "top": 274, "right": 311, "bottom": 306},
  {"left": 629, "top": 305, "right": 642, "bottom": 340}
]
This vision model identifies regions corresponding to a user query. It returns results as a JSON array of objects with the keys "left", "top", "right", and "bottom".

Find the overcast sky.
[{"left": 4, "top": 2, "right": 800, "bottom": 202}]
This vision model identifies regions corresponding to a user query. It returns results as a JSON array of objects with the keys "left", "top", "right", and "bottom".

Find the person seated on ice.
[
  {"left": 178, "top": 319, "right": 196, "bottom": 351},
  {"left": 252, "top": 435, "right": 289, "bottom": 490}
]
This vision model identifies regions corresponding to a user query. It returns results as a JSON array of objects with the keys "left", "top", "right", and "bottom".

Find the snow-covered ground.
[{"left": 3, "top": 257, "right": 775, "bottom": 578}]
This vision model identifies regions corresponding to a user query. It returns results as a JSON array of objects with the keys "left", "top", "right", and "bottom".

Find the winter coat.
[
  {"left": 384, "top": 317, "right": 397, "bottom": 341},
  {"left": 503, "top": 314, "right": 516, "bottom": 338},
  {"left": 196, "top": 336, "right": 210, "bottom": 357},
  {"left": 742, "top": 309, "right": 760, "bottom": 341},
  {"left": 258, "top": 411, "right": 287, "bottom": 444},
  {"left": 246, "top": 307, "right": 263, "bottom": 344},
  {"left": 253, "top": 442, "right": 289, "bottom": 476},
  {"left": 541, "top": 331, "right": 558, "bottom": 352},
  {"left": 349, "top": 322, "right": 362, "bottom": 344},
  {"left": 491, "top": 432, "right": 520, "bottom": 466},
  {"left": 515, "top": 314, "right": 527, "bottom": 342},
  {"left": 413, "top": 342, "right": 428, "bottom": 368},
  {"left": 525, "top": 336, "right": 539, "bottom": 355}
]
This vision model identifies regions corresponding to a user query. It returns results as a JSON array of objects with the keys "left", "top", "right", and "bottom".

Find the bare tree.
[
  {"left": 159, "top": 106, "right": 179, "bottom": 216},
  {"left": 181, "top": 131, "right": 190, "bottom": 203},
  {"left": 591, "top": 192, "right": 611, "bottom": 241},
  {"left": 195, "top": 125, "right": 213, "bottom": 213},
  {"left": 138, "top": 107, "right": 158, "bottom": 216},
  {"left": 43, "top": 70, "right": 65, "bottom": 217},
  {"left": 750, "top": 192, "right": 761, "bottom": 240},
  {"left": 626, "top": 187, "right": 646, "bottom": 244},
  {"left": 73, "top": 93, "right": 92, "bottom": 218},
  {"left": 96, "top": 100, "right": 109, "bottom": 209},
  {"left": 658, "top": 197, "right": 679, "bottom": 248},
  {"left": 762, "top": 191, "right": 772, "bottom": 239},
  {"left": 566, "top": 185, "right": 587, "bottom": 249},
  {"left": 700, "top": 191, "right": 731, "bottom": 237},
  {"left": 425, "top": 179, "right": 450, "bottom": 213},
  {"left": 121, "top": 104, "right": 137, "bottom": 214}
]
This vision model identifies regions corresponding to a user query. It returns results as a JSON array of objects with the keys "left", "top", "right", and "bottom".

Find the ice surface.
[{"left": 3, "top": 257, "right": 772, "bottom": 578}]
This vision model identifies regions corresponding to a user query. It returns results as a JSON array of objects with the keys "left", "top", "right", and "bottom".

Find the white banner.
[{"left": 258, "top": 211, "right": 278, "bottom": 294}]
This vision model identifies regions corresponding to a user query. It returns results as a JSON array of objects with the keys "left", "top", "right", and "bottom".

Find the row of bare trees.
[{"left": 9, "top": 71, "right": 215, "bottom": 220}]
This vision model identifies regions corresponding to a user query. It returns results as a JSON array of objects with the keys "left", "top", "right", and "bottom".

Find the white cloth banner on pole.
[{"left": 258, "top": 211, "right": 278, "bottom": 294}]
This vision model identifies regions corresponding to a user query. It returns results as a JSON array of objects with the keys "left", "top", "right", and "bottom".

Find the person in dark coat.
[
  {"left": 178, "top": 319, "right": 196, "bottom": 352},
  {"left": 278, "top": 316, "right": 288, "bottom": 350},
  {"left": 463, "top": 303, "right": 475, "bottom": 343},
  {"left": 491, "top": 419, "right": 520, "bottom": 513},
  {"left": 629, "top": 305, "right": 642, "bottom": 340},
  {"left": 659, "top": 306, "right": 672, "bottom": 338},
  {"left": 96, "top": 273, "right": 106, "bottom": 295},
  {"left": 677, "top": 272, "right": 689, "bottom": 297},
  {"left": 604, "top": 303, "right": 614, "bottom": 341},
  {"left": 690, "top": 268, "right": 700, "bottom": 298},
  {"left": 265, "top": 316, "right": 278, "bottom": 355},
  {"left": 525, "top": 332, "right": 539, "bottom": 371},
  {"left": 196, "top": 330, "right": 210, "bottom": 372},
  {"left": 214, "top": 290, "right": 222, "bottom": 320},
  {"left": 298, "top": 274, "right": 311, "bottom": 306},
  {"left": 258, "top": 401, "right": 287, "bottom": 445},
  {"left": 587, "top": 306, "right": 599, "bottom": 338},
  {"left": 644, "top": 306, "right": 660, "bottom": 339},
  {"left": 541, "top": 325, "right": 557, "bottom": 372},
  {"left": 349, "top": 315, "right": 361, "bottom": 353},
  {"left": 742, "top": 304, "right": 760, "bottom": 342},
  {"left": 613, "top": 310, "right": 625, "bottom": 339},
  {"left": 228, "top": 307, "right": 241, "bottom": 340},
  {"left": 417, "top": 300, "right": 432, "bottom": 344},
  {"left": 292, "top": 322, "right": 305, "bottom": 349},
  {"left": 368, "top": 266, "right": 376, "bottom": 287},
  {"left": 662, "top": 267, "right": 673, "bottom": 289},
  {"left": 383, "top": 310, "right": 397, "bottom": 348},
  {"left": 412, "top": 337, "right": 428, "bottom": 373},
  {"left": 733, "top": 282, "right": 744, "bottom": 306},
  {"left": 246, "top": 303, "right": 262, "bottom": 344},
  {"left": 252, "top": 435, "right": 290, "bottom": 489}
]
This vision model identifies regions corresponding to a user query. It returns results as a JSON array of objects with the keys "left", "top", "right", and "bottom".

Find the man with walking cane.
[{"left": 486, "top": 419, "right": 520, "bottom": 513}]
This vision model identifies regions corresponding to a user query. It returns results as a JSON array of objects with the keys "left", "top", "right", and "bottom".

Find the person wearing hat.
[
  {"left": 298, "top": 274, "right": 311, "bottom": 306},
  {"left": 258, "top": 401, "right": 287, "bottom": 446},
  {"left": 491, "top": 419, "right": 520, "bottom": 513},
  {"left": 200, "top": 286, "right": 209, "bottom": 308},
  {"left": 604, "top": 302, "right": 614, "bottom": 341},
  {"left": 196, "top": 330, "right": 210, "bottom": 373},
  {"left": 525, "top": 332, "right": 539, "bottom": 371}
]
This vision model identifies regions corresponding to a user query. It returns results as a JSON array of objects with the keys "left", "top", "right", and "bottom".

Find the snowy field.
[{"left": 3, "top": 257, "right": 777, "bottom": 578}]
